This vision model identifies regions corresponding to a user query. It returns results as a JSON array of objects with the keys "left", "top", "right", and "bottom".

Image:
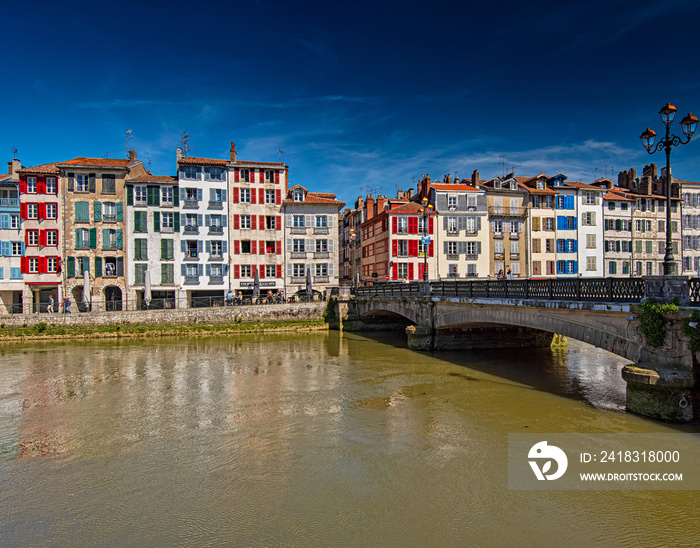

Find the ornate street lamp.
[
  {"left": 419, "top": 197, "right": 433, "bottom": 284},
  {"left": 640, "top": 103, "right": 698, "bottom": 275}
]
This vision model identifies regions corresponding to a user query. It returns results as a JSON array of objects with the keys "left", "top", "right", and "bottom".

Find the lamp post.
[
  {"left": 640, "top": 103, "right": 698, "bottom": 275},
  {"left": 419, "top": 197, "right": 433, "bottom": 284}
]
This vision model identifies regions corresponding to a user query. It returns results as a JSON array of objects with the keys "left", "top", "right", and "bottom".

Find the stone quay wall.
[{"left": 0, "top": 302, "right": 327, "bottom": 329}]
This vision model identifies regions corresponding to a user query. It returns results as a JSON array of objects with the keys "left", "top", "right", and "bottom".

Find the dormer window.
[
  {"left": 292, "top": 189, "right": 304, "bottom": 202},
  {"left": 494, "top": 180, "right": 502, "bottom": 189},
  {"left": 510, "top": 181, "right": 518, "bottom": 190},
  {"left": 448, "top": 195, "right": 457, "bottom": 210},
  {"left": 537, "top": 181, "right": 545, "bottom": 190}
]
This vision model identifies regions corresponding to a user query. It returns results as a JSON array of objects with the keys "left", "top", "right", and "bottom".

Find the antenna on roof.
[
  {"left": 147, "top": 157, "right": 152, "bottom": 171},
  {"left": 499, "top": 155, "right": 507, "bottom": 178},
  {"left": 126, "top": 130, "right": 133, "bottom": 158},
  {"left": 12, "top": 147, "right": 17, "bottom": 159},
  {"left": 181, "top": 130, "right": 194, "bottom": 157},
  {"left": 278, "top": 148, "right": 285, "bottom": 161}
]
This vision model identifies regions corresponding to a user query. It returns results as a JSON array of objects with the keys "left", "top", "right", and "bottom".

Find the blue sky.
[{"left": 4, "top": 0, "right": 700, "bottom": 207}]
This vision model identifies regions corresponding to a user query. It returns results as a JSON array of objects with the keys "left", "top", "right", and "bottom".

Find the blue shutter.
[
  {"left": 206, "top": 240, "right": 211, "bottom": 253},
  {"left": 1, "top": 214, "right": 9, "bottom": 229},
  {"left": 573, "top": 261, "right": 578, "bottom": 274},
  {"left": 566, "top": 196, "right": 574, "bottom": 209},
  {"left": 222, "top": 215, "right": 227, "bottom": 227},
  {"left": 205, "top": 215, "right": 210, "bottom": 227},
  {"left": 573, "top": 240, "right": 578, "bottom": 252},
  {"left": 181, "top": 264, "right": 186, "bottom": 276},
  {"left": 197, "top": 214, "right": 203, "bottom": 226},
  {"left": 223, "top": 264, "right": 228, "bottom": 275},
  {"left": 197, "top": 188, "right": 202, "bottom": 202},
  {"left": 210, "top": 189, "right": 215, "bottom": 201},
  {"left": 116, "top": 229, "right": 123, "bottom": 249},
  {"left": 206, "top": 264, "right": 211, "bottom": 276},
  {"left": 20, "top": 242, "right": 25, "bottom": 256},
  {"left": 221, "top": 189, "right": 226, "bottom": 201},
  {"left": 198, "top": 240, "right": 204, "bottom": 253},
  {"left": 198, "top": 264, "right": 204, "bottom": 277},
  {"left": 180, "top": 188, "right": 186, "bottom": 200},
  {"left": 222, "top": 241, "right": 227, "bottom": 253},
  {"left": 181, "top": 241, "right": 186, "bottom": 253}
]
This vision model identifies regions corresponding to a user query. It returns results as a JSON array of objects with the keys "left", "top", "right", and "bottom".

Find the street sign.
[
  {"left": 385, "top": 275, "right": 389, "bottom": 281},
  {"left": 421, "top": 237, "right": 431, "bottom": 245}
]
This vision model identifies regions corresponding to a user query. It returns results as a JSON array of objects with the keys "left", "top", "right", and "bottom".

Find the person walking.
[
  {"left": 506, "top": 268, "right": 513, "bottom": 280},
  {"left": 47, "top": 295, "right": 54, "bottom": 314}
]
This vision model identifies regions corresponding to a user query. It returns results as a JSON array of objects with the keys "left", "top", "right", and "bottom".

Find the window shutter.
[
  {"left": 67, "top": 173, "right": 74, "bottom": 191},
  {"left": 173, "top": 212, "right": 180, "bottom": 232},
  {"left": 234, "top": 240, "right": 240, "bottom": 254},
  {"left": 89, "top": 228, "right": 97, "bottom": 249},
  {"left": 126, "top": 185, "right": 133, "bottom": 206},
  {"left": 429, "top": 241, "right": 434, "bottom": 256},
  {"left": 233, "top": 187, "right": 239, "bottom": 203},
  {"left": 116, "top": 202, "right": 124, "bottom": 222},
  {"left": 234, "top": 264, "right": 240, "bottom": 279},
  {"left": 222, "top": 241, "right": 227, "bottom": 253},
  {"left": 259, "top": 240, "right": 265, "bottom": 254},
  {"left": 277, "top": 264, "right": 282, "bottom": 278},
  {"left": 251, "top": 215, "right": 257, "bottom": 230},
  {"left": 259, "top": 265, "right": 265, "bottom": 279},
  {"left": 443, "top": 242, "right": 448, "bottom": 254},
  {"left": 286, "top": 239, "right": 293, "bottom": 252},
  {"left": 181, "top": 264, "right": 187, "bottom": 277},
  {"left": 276, "top": 240, "right": 281, "bottom": 254},
  {"left": 276, "top": 216, "right": 281, "bottom": 230},
  {"left": 94, "top": 201, "right": 102, "bottom": 222},
  {"left": 198, "top": 240, "right": 204, "bottom": 253},
  {"left": 305, "top": 239, "right": 314, "bottom": 252},
  {"left": 259, "top": 215, "right": 265, "bottom": 230},
  {"left": 234, "top": 214, "right": 240, "bottom": 229},
  {"left": 180, "top": 187, "right": 186, "bottom": 200},
  {"left": 429, "top": 217, "right": 434, "bottom": 234},
  {"left": 88, "top": 174, "right": 95, "bottom": 193},
  {"left": 275, "top": 189, "right": 281, "bottom": 204},
  {"left": 305, "top": 214, "right": 313, "bottom": 227},
  {"left": 82, "top": 256, "right": 90, "bottom": 274},
  {"left": 205, "top": 214, "right": 211, "bottom": 227},
  {"left": 197, "top": 214, "right": 203, "bottom": 226},
  {"left": 206, "top": 240, "right": 211, "bottom": 254},
  {"left": 116, "top": 257, "right": 124, "bottom": 277},
  {"left": 251, "top": 241, "right": 257, "bottom": 254},
  {"left": 19, "top": 203, "right": 27, "bottom": 220},
  {"left": 286, "top": 215, "right": 293, "bottom": 227},
  {"left": 259, "top": 188, "right": 264, "bottom": 204},
  {"left": 328, "top": 239, "right": 334, "bottom": 252},
  {"left": 251, "top": 189, "right": 256, "bottom": 204},
  {"left": 75, "top": 229, "right": 82, "bottom": 248},
  {"left": 196, "top": 188, "right": 202, "bottom": 202},
  {"left": 392, "top": 262, "right": 398, "bottom": 280},
  {"left": 95, "top": 257, "right": 102, "bottom": 277},
  {"left": 116, "top": 229, "right": 123, "bottom": 249},
  {"left": 222, "top": 215, "right": 227, "bottom": 227},
  {"left": 154, "top": 211, "right": 160, "bottom": 232},
  {"left": 181, "top": 240, "right": 186, "bottom": 253},
  {"left": 206, "top": 264, "right": 211, "bottom": 277},
  {"left": 67, "top": 256, "right": 75, "bottom": 277}
]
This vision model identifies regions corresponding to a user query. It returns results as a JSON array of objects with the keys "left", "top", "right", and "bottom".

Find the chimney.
[
  {"left": 365, "top": 194, "right": 375, "bottom": 220},
  {"left": 472, "top": 169, "right": 479, "bottom": 187},
  {"left": 9, "top": 159, "right": 21, "bottom": 176},
  {"left": 445, "top": 174, "right": 451, "bottom": 184},
  {"left": 376, "top": 195, "right": 386, "bottom": 213},
  {"left": 454, "top": 176, "right": 460, "bottom": 184},
  {"left": 407, "top": 188, "right": 414, "bottom": 198},
  {"left": 230, "top": 141, "right": 237, "bottom": 161},
  {"left": 176, "top": 147, "right": 184, "bottom": 161},
  {"left": 128, "top": 148, "right": 137, "bottom": 161}
]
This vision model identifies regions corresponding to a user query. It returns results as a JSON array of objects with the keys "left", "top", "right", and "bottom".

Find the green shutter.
[
  {"left": 103, "top": 229, "right": 110, "bottom": 249},
  {"left": 94, "top": 201, "right": 102, "bottom": 222},
  {"left": 75, "top": 229, "right": 82, "bottom": 248},
  {"left": 67, "top": 256, "right": 75, "bottom": 277},
  {"left": 153, "top": 211, "right": 160, "bottom": 232},
  {"left": 116, "top": 229, "right": 123, "bottom": 250},
  {"left": 166, "top": 239, "right": 173, "bottom": 260},
  {"left": 67, "top": 173, "right": 74, "bottom": 191},
  {"left": 161, "top": 239, "right": 167, "bottom": 260},
  {"left": 173, "top": 211, "right": 180, "bottom": 232},
  {"left": 172, "top": 186, "right": 179, "bottom": 207},
  {"left": 75, "top": 201, "right": 89, "bottom": 222},
  {"left": 116, "top": 202, "right": 124, "bottom": 222},
  {"left": 89, "top": 228, "right": 97, "bottom": 249},
  {"left": 95, "top": 257, "right": 102, "bottom": 277},
  {"left": 126, "top": 185, "right": 133, "bottom": 206},
  {"left": 88, "top": 174, "right": 95, "bottom": 193},
  {"left": 116, "top": 257, "right": 124, "bottom": 277}
]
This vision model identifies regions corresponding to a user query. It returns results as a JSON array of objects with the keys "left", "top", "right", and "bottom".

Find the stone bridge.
[{"left": 329, "top": 277, "right": 700, "bottom": 423}]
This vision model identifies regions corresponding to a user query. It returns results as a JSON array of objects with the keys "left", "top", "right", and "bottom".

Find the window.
[
  {"left": 467, "top": 241, "right": 478, "bottom": 256},
  {"left": 293, "top": 239, "right": 304, "bottom": 252},
  {"left": 447, "top": 217, "right": 457, "bottom": 234},
  {"left": 293, "top": 215, "right": 304, "bottom": 228},
  {"left": 182, "top": 166, "right": 201, "bottom": 180},
  {"left": 135, "top": 186, "right": 147, "bottom": 205},
  {"left": 46, "top": 203, "right": 57, "bottom": 219},
  {"left": 134, "top": 263, "right": 147, "bottom": 285},
  {"left": 28, "top": 257, "right": 38, "bottom": 273},
  {"left": 239, "top": 169, "right": 250, "bottom": 183},
  {"left": 608, "top": 202, "right": 616, "bottom": 211},
  {"left": 210, "top": 241, "right": 223, "bottom": 258},
  {"left": 75, "top": 201, "right": 89, "bottom": 222},
  {"left": 210, "top": 264, "right": 223, "bottom": 279},
  {"left": 315, "top": 263, "right": 328, "bottom": 276},
  {"left": 47, "top": 257, "right": 57, "bottom": 273},
  {"left": 240, "top": 188, "right": 251, "bottom": 203},
  {"left": 161, "top": 239, "right": 174, "bottom": 260},
  {"left": 185, "top": 264, "right": 199, "bottom": 278},
  {"left": 293, "top": 264, "right": 305, "bottom": 277},
  {"left": 587, "top": 256, "right": 597, "bottom": 271},
  {"left": 10, "top": 214, "right": 19, "bottom": 229},
  {"left": 586, "top": 234, "right": 596, "bottom": 249},
  {"left": 11, "top": 242, "right": 22, "bottom": 256},
  {"left": 510, "top": 241, "right": 520, "bottom": 255},
  {"left": 532, "top": 261, "right": 541, "bottom": 275},
  {"left": 241, "top": 240, "right": 251, "bottom": 253},
  {"left": 396, "top": 217, "right": 408, "bottom": 234},
  {"left": 102, "top": 174, "right": 116, "bottom": 194},
  {"left": 134, "top": 211, "right": 148, "bottom": 232},
  {"left": 466, "top": 217, "right": 476, "bottom": 234},
  {"left": 493, "top": 220, "right": 503, "bottom": 235},
  {"left": 609, "top": 261, "right": 617, "bottom": 275},
  {"left": 45, "top": 178, "right": 56, "bottom": 194},
  {"left": 316, "top": 239, "right": 328, "bottom": 253},
  {"left": 265, "top": 190, "right": 276, "bottom": 204},
  {"left": 266, "top": 265, "right": 276, "bottom": 278},
  {"left": 544, "top": 218, "right": 554, "bottom": 231},
  {"left": 162, "top": 212, "right": 174, "bottom": 231},
  {"left": 205, "top": 167, "right": 225, "bottom": 181},
  {"left": 241, "top": 215, "right": 251, "bottom": 229},
  {"left": 532, "top": 239, "right": 541, "bottom": 253},
  {"left": 397, "top": 263, "right": 409, "bottom": 278},
  {"left": 210, "top": 215, "right": 223, "bottom": 229},
  {"left": 76, "top": 228, "right": 89, "bottom": 248},
  {"left": 27, "top": 230, "right": 39, "bottom": 246},
  {"left": 396, "top": 240, "right": 408, "bottom": 257},
  {"left": 582, "top": 212, "right": 596, "bottom": 226},
  {"left": 161, "top": 187, "right": 173, "bottom": 205},
  {"left": 27, "top": 204, "right": 38, "bottom": 219},
  {"left": 584, "top": 192, "right": 596, "bottom": 205},
  {"left": 76, "top": 174, "right": 88, "bottom": 192},
  {"left": 266, "top": 216, "right": 276, "bottom": 230},
  {"left": 103, "top": 202, "right": 116, "bottom": 222},
  {"left": 447, "top": 241, "right": 458, "bottom": 255},
  {"left": 265, "top": 170, "right": 276, "bottom": 183},
  {"left": 316, "top": 215, "right": 327, "bottom": 228},
  {"left": 546, "top": 239, "right": 554, "bottom": 253},
  {"left": 467, "top": 264, "right": 477, "bottom": 277},
  {"left": 134, "top": 239, "right": 148, "bottom": 260},
  {"left": 265, "top": 241, "right": 276, "bottom": 254},
  {"left": 27, "top": 177, "right": 37, "bottom": 193},
  {"left": 448, "top": 195, "right": 457, "bottom": 209},
  {"left": 467, "top": 195, "right": 477, "bottom": 209},
  {"left": 161, "top": 264, "right": 174, "bottom": 284},
  {"left": 46, "top": 230, "right": 58, "bottom": 246},
  {"left": 185, "top": 214, "right": 198, "bottom": 228}
]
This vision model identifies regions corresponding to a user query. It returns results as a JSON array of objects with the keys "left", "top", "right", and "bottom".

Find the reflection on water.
[{"left": 0, "top": 332, "right": 698, "bottom": 547}]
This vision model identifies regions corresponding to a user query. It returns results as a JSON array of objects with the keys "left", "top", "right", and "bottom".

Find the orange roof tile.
[
  {"left": 431, "top": 183, "right": 479, "bottom": 191},
  {"left": 58, "top": 157, "right": 137, "bottom": 168},
  {"left": 128, "top": 174, "right": 177, "bottom": 183},
  {"left": 603, "top": 191, "right": 634, "bottom": 201},
  {"left": 234, "top": 160, "right": 286, "bottom": 167},
  {"left": 177, "top": 156, "right": 229, "bottom": 166},
  {"left": 17, "top": 162, "right": 59, "bottom": 174}
]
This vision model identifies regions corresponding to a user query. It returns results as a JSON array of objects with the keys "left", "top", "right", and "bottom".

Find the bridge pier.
[
  {"left": 622, "top": 366, "right": 696, "bottom": 423},
  {"left": 406, "top": 325, "right": 435, "bottom": 350}
]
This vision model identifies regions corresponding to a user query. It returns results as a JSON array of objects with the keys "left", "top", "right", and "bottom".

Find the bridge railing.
[{"left": 357, "top": 278, "right": 648, "bottom": 302}]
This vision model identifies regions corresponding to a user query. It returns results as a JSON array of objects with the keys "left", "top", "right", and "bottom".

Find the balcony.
[
  {"left": 183, "top": 199, "right": 199, "bottom": 208},
  {"left": 184, "top": 275, "right": 199, "bottom": 283},
  {"left": 134, "top": 199, "right": 147, "bottom": 207},
  {"left": 494, "top": 253, "right": 504, "bottom": 260},
  {"left": 209, "top": 275, "right": 224, "bottom": 283},
  {"left": 314, "top": 227, "right": 329, "bottom": 235},
  {"left": 209, "top": 226, "right": 224, "bottom": 235},
  {"left": 314, "top": 252, "right": 329, "bottom": 259},
  {"left": 446, "top": 253, "right": 459, "bottom": 260},
  {"left": 510, "top": 233, "right": 520, "bottom": 239},
  {"left": 184, "top": 251, "right": 199, "bottom": 260},
  {"left": 290, "top": 252, "right": 306, "bottom": 259},
  {"left": 184, "top": 225, "right": 199, "bottom": 233},
  {"left": 510, "top": 253, "right": 520, "bottom": 260},
  {"left": 103, "top": 214, "right": 117, "bottom": 222},
  {"left": 290, "top": 227, "right": 306, "bottom": 235},
  {"left": 465, "top": 254, "right": 478, "bottom": 260},
  {"left": 208, "top": 200, "right": 223, "bottom": 208},
  {"left": 446, "top": 230, "right": 459, "bottom": 237},
  {"left": 0, "top": 198, "right": 19, "bottom": 207},
  {"left": 493, "top": 232, "right": 503, "bottom": 239},
  {"left": 161, "top": 200, "right": 173, "bottom": 208},
  {"left": 209, "top": 253, "right": 223, "bottom": 260},
  {"left": 488, "top": 206, "right": 526, "bottom": 217},
  {"left": 161, "top": 226, "right": 174, "bottom": 233}
]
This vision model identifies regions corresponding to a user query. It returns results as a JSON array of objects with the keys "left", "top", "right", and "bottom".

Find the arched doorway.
[{"left": 104, "top": 286, "right": 123, "bottom": 311}]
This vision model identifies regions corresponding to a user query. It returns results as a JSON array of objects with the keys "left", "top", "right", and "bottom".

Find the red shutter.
[
  {"left": 275, "top": 171, "right": 280, "bottom": 184},
  {"left": 275, "top": 189, "right": 281, "bottom": 204},
  {"left": 234, "top": 264, "right": 240, "bottom": 279},
  {"left": 392, "top": 217, "right": 397, "bottom": 233},
  {"left": 259, "top": 215, "right": 265, "bottom": 229},
  {"left": 19, "top": 179, "right": 27, "bottom": 194},
  {"left": 259, "top": 240, "right": 265, "bottom": 254},
  {"left": 408, "top": 263, "right": 414, "bottom": 280},
  {"left": 54, "top": 231, "right": 59, "bottom": 247},
  {"left": 251, "top": 241, "right": 257, "bottom": 254},
  {"left": 418, "top": 265, "right": 424, "bottom": 280},
  {"left": 409, "top": 240, "right": 417, "bottom": 257},
  {"left": 392, "top": 240, "right": 398, "bottom": 256},
  {"left": 259, "top": 188, "right": 264, "bottom": 204},
  {"left": 233, "top": 187, "right": 239, "bottom": 203},
  {"left": 276, "top": 240, "right": 281, "bottom": 254},
  {"left": 38, "top": 257, "right": 47, "bottom": 273},
  {"left": 20, "top": 203, "right": 27, "bottom": 219},
  {"left": 38, "top": 180, "right": 46, "bottom": 194},
  {"left": 25, "top": 231, "right": 31, "bottom": 245},
  {"left": 38, "top": 203, "right": 46, "bottom": 220},
  {"left": 234, "top": 240, "right": 240, "bottom": 254},
  {"left": 20, "top": 257, "right": 27, "bottom": 273},
  {"left": 39, "top": 230, "right": 46, "bottom": 247},
  {"left": 251, "top": 215, "right": 257, "bottom": 230},
  {"left": 234, "top": 214, "right": 240, "bottom": 229},
  {"left": 429, "top": 242, "right": 434, "bottom": 257},
  {"left": 392, "top": 262, "right": 398, "bottom": 280},
  {"left": 408, "top": 217, "right": 418, "bottom": 234},
  {"left": 276, "top": 264, "right": 282, "bottom": 278},
  {"left": 234, "top": 169, "right": 240, "bottom": 182},
  {"left": 251, "top": 188, "right": 256, "bottom": 204},
  {"left": 429, "top": 217, "right": 434, "bottom": 234},
  {"left": 276, "top": 215, "right": 281, "bottom": 230},
  {"left": 259, "top": 265, "right": 265, "bottom": 279}
]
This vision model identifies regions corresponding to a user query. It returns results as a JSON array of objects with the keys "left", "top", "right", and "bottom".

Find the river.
[{"left": 0, "top": 331, "right": 698, "bottom": 547}]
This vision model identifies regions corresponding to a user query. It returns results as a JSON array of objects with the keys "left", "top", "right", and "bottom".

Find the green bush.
[{"left": 639, "top": 299, "right": 678, "bottom": 348}]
